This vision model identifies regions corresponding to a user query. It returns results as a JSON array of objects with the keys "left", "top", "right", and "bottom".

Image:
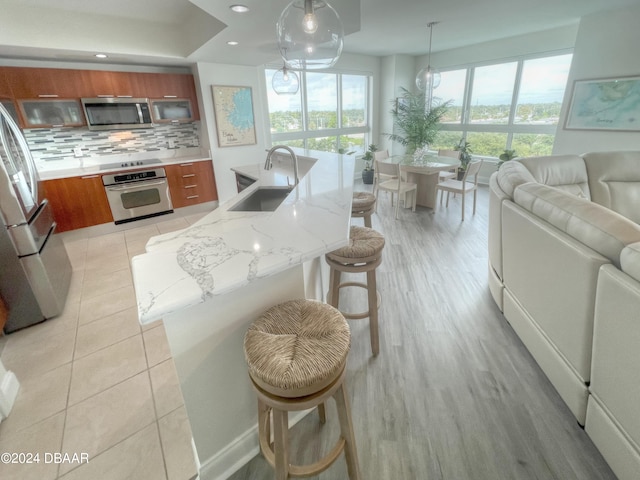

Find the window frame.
[
  {"left": 435, "top": 50, "right": 573, "bottom": 156},
  {"left": 264, "top": 67, "right": 371, "bottom": 153}
]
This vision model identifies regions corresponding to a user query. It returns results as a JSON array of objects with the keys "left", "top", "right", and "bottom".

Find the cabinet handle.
[
  {"left": 180, "top": 163, "right": 193, "bottom": 167},
  {"left": 81, "top": 175, "right": 99, "bottom": 179},
  {"left": 186, "top": 195, "right": 199, "bottom": 199},
  {"left": 38, "top": 94, "right": 59, "bottom": 98},
  {"left": 184, "top": 184, "right": 197, "bottom": 189},
  {"left": 170, "top": 120, "right": 180, "bottom": 124},
  {"left": 163, "top": 95, "right": 178, "bottom": 98},
  {"left": 117, "top": 95, "right": 133, "bottom": 98},
  {"left": 97, "top": 94, "right": 114, "bottom": 98},
  {"left": 182, "top": 174, "right": 196, "bottom": 178},
  {"left": 51, "top": 124, "right": 64, "bottom": 128}
]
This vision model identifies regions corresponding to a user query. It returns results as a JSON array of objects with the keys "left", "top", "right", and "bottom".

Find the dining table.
[{"left": 382, "top": 154, "right": 461, "bottom": 209}]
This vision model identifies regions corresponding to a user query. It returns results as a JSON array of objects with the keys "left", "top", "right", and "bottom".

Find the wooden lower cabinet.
[
  {"left": 42, "top": 175, "right": 113, "bottom": 232},
  {"left": 165, "top": 160, "right": 218, "bottom": 208}
]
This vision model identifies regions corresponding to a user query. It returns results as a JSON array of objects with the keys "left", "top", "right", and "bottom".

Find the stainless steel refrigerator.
[{"left": 0, "top": 102, "right": 72, "bottom": 333}]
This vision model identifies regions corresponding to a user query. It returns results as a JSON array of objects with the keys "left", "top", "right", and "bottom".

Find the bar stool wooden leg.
[
  {"left": 329, "top": 268, "right": 341, "bottom": 307},
  {"left": 317, "top": 402, "right": 327, "bottom": 424},
  {"left": 258, "top": 398, "right": 271, "bottom": 455},
  {"left": 273, "top": 409, "right": 290, "bottom": 480},
  {"left": 334, "top": 382, "right": 361, "bottom": 480},
  {"left": 366, "top": 268, "right": 379, "bottom": 356}
]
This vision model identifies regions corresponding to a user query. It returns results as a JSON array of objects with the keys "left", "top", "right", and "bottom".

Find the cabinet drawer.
[{"left": 166, "top": 161, "right": 218, "bottom": 208}]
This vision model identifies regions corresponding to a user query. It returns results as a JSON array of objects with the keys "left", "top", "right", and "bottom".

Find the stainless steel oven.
[{"left": 102, "top": 168, "right": 173, "bottom": 224}]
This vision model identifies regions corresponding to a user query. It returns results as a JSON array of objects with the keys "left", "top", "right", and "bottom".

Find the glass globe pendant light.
[
  {"left": 416, "top": 22, "right": 441, "bottom": 92},
  {"left": 277, "top": 0, "right": 344, "bottom": 70},
  {"left": 272, "top": 62, "right": 300, "bottom": 95}
]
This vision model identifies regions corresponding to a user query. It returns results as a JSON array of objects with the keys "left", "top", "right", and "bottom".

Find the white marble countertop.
[
  {"left": 36, "top": 147, "right": 211, "bottom": 180},
  {"left": 131, "top": 148, "right": 355, "bottom": 324}
]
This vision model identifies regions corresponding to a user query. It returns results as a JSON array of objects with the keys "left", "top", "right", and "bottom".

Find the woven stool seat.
[
  {"left": 244, "top": 299, "right": 361, "bottom": 479},
  {"left": 327, "top": 226, "right": 385, "bottom": 263},
  {"left": 326, "top": 226, "right": 385, "bottom": 356},
  {"left": 351, "top": 192, "right": 376, "bottom": 228},
  {"left": 244, "top": 299, "right": 350, "bottom": 398},
  {"left": 352, "top": 191, "right": 376, "bottom": 210}
]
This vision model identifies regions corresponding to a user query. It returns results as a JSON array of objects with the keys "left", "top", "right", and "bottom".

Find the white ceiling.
[{"left": 0, "top": 0, "right": 635, "bottom": 68}]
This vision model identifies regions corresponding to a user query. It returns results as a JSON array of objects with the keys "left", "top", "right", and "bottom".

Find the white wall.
[
  {"left": 424, "top": 25, "right": 578, "bottom": 70},
  {"left": 194, "top": 62, "right": 270, "bottom": 203},
  {"left": 553, "top": 4, "right": 640, "bottom": 154}
]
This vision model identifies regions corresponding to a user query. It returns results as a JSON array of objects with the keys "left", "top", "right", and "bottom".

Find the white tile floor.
[{"left": 0, "top": 211, "right": 207, "bottom": 480}]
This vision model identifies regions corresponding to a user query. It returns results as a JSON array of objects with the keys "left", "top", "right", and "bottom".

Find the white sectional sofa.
[{"left": 488, "top": 151, "right": 640, "bottom": 480}]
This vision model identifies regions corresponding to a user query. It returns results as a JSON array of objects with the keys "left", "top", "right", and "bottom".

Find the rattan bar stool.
[
  {"left": 351, "top": 192, "right": 376, "bottom": 227},
  {"left": 326, "top": 225, "right": 385, "bottom": 356},
  {"left": 244, "top": 299, "right": 361, "bottom": 480}
]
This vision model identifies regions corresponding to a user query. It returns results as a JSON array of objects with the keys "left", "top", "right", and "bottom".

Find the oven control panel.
[{"left": 102, "top": 168, "right": 167, "bottom": 186}]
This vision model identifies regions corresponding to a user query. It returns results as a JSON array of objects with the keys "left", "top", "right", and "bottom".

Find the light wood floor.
[{"left": 229, "top": 185, "right": 617, "bottom": 480}]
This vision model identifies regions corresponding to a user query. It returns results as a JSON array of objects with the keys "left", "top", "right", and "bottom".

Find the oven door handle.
[{"left": 106, "top": 180, "right": 167, "bottom": 192}]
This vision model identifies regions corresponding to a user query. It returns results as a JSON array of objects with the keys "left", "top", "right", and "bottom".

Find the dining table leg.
[{"left": 405, "top": 171, "right": 440, "bottom": 209}]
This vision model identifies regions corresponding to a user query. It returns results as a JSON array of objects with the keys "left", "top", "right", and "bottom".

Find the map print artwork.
[
  {"left": 566, "top": 76, "right": 640, "bottom": 131},
  {"left": 212, "top": 85, "right": 257, "bottom": 146}
]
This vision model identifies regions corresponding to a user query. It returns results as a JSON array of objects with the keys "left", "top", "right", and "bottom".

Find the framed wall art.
[
  {"left": 211, "top": 85, "right": 257, "bottom": 147},
  {"left": 565, "top": 75, "right": 640, "bottom": 131}
]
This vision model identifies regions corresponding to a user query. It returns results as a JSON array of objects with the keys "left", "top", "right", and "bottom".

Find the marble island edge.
[{"left": 131, "top": 148, "right": 355, "bottom": 325}]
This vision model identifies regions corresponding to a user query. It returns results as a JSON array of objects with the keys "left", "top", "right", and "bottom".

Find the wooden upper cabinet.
[
  {"left": 109, "top": 71, "right": 148, "bottom": 98},
  {"left": 3, "top": 67, "right": 81, "bottom": 99},
  {"left": 75, "top": 70, "right": 149, "bottom": 98},
  {"left": 144, "top": 73, "right": 192, "bottom": 98},
  {"left": 0, "top": 69, "right": 12, "bottom": 98},
  {"left": 0, "top": 66, "right": 200, "bottom": 121},
  {"left": 144, "top": 73, "right": 199, "bottom": 120}
]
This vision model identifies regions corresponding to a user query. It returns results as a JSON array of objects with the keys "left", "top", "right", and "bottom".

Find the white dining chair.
[
  {"left": 374, "top": 159, "right": 417, "bottom": 219},
  {"left": 437, "top": 149, "right": 460, "bottom": 182},
  {"left": 436, "top": 159, "right": 484, "bottom": 221},
  {"left": 372, "top": 149, "right": 392, "bottom": 196}
]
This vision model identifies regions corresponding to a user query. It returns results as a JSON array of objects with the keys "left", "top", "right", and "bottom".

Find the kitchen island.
[{"left": 131, "top": 148, "right": 355, "bottom": 479}]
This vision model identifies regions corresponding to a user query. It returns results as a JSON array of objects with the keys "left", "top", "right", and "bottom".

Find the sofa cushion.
[
  {"left": 496, "top": 160, "right": 536, "bottom": 197},
  {"left": 583, "top": 151, "right": 640, "bottom": 224},
  {"left": 514, "top": 182, "right": 640, "bottom": 267},
  {"left": 621, "top": 242, "right": 640, "bottom": 283},
  {"left": 519, "top": 154, "right": 591, "bottom": 199}
]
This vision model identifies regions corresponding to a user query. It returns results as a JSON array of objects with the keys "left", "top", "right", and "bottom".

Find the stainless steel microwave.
[{"left": 81, "top": 97, "right": 153, "bottom": 131}]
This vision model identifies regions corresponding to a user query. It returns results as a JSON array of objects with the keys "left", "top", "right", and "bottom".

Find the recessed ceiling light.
[
  {"left": 230, "top": 5, "right": 249, "bottom": 13},
  {"left": 95, "top": 53, "right": 108, "bottom": 58},
  {"left": 227, "top": 41, "right": 239, "bottom": 46}
]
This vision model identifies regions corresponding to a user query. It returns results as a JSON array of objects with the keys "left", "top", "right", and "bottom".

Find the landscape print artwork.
[
  {"left": 565, "top": 76, "right": 640, "bottom": 131},
  {"left": 212, "top": 85, "right": 257, "bottom": 147}
]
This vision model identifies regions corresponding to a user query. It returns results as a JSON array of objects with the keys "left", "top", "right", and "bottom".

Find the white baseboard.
[
  {"left": 198, "top": 409, "right": 312, "bottom": 480},
  {"left": 0, "top": 369, "right": 20, "bottom": 422}
]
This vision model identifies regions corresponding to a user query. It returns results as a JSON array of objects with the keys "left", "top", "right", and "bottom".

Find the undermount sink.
[{"left": 228, "top": 186, "right": 293, "bottom": 212}]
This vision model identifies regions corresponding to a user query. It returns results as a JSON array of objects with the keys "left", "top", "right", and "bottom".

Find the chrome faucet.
[{"left": 264, "top": 145, "right": 299, "bottom": 186}]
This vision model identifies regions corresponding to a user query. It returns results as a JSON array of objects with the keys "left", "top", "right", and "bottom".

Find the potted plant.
[
  {"left": 385, "top": 87, "right": 450, "bottom": 154},
  {"left": 497, "top": 149, "right": 517, "bottom": 169},
  {"left": 454, "top": 138, "right": 473, "bottom": 179},
  {"left": 361, "top": 143, "right": 378, "bottom": 184}
]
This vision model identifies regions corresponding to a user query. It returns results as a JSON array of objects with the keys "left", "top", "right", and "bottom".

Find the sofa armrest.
[
  {"left": 514, "top": 182, "right": 640, "bottom": 267},
  {"left": 495, "top": 161, "right": 536, "bottom": 198},
  {"left": 621, "top": 242, "right": 640, "bottom": 283}
]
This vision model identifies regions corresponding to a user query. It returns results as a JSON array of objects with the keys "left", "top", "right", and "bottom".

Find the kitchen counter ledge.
[{"left": 36, "top": 148, "right": 211, "bottom": 180}]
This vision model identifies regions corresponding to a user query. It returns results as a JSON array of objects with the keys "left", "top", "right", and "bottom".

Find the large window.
[
  {"left": 432, "top": 53, "right": 572, "bottom": 158},
  {"left": 265, "top": 69, "right": 370, "bottom": 154}
]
